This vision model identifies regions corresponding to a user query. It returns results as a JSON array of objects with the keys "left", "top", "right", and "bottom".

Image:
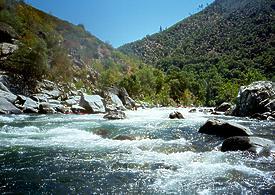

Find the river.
[{"left": 0, "top": 108, "right": 274, "bottom": 194}]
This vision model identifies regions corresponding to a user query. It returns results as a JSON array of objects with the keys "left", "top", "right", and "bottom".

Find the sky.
[{"left": 26, "top": 0, "right": 214, "bottom": 48}]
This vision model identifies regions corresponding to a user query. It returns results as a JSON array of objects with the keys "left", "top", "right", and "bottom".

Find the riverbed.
[{"left": 0, "top": 108, "right": 274, "bottom": 194}]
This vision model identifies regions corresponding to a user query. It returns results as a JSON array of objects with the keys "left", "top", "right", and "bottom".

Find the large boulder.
[
  {"left": 31, "top": 94, "right": 49, "bottom": 103},
  {"left": 232, "top": 81, "right": 275, "bottom": 117},
  {"left": 221, "top": 136, "right": 274, "bottom": 155},
  {"left": 108, "top": 87, "right": 136, "bottom": 109},
  {"left": 107, "top": 92, "right": 126, "bottom": 111},
  {"left": 103, "top": 110, "right": 126, "bottom": 120},
  {"left": 17, "top": 95, "right": 39, "bottom": 113},
  {"left": 0, "top": 89, "right": 17, "bottom": 103},
  {"left": 65, "top": 98, "right": 77, "bottom": 106},
  {"left": 169, "top": 111, "right": 184, "bottom": 119},
  {"left": 0, "top": 82, "right": 10, "bottom": 92},
  {"left": 0, "top": 97, "right": 22, "bottom": 114},
  {"left": 199, "top": 119, "right": 253, "bottom": 138},
  {"left": 79, "top": 94, "right": 106, "bottom": 114}
]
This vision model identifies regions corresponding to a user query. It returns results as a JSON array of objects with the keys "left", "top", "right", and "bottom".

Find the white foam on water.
[
  {"left": 0, "top": 108, "right": 274, "bottom": 194},
  {"left": 144, "top": 151, "right": 273, "bottom": 194}
]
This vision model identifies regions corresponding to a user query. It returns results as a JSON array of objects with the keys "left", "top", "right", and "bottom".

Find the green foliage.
[
  {"left": 2, "top": 34, "right": 48, "bottom": 93},
  {"left": 119, "top": 0, "right": 274, "bottom": 106},
  {"left": 0, "top": 0, "right": 142, "bottom": 95}
]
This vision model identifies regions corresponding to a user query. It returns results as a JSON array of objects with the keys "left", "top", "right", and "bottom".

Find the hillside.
[
  {"left": 0, "top": 0, "right": 140, "bottom": 94},
  {"left": 119, "top": 0, "right": 275, "bottom": 77},
  {"left": 1, "top": 0, "right": 274, "bottom": 106},
  {"left": 118, "top": 0, "right": 275, "bottom": 105}
]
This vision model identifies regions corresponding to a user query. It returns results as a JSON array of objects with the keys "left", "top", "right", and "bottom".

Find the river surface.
[{"left": 0, "top": 108, "right": 274, "bottom": 194}]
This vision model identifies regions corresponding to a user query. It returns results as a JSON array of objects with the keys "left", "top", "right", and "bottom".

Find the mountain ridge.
[{"left": 119, "top": 0, "right": 274, "bottom": 78}]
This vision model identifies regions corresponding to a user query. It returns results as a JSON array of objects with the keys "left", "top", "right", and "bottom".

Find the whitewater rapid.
[{"left": 0, "top": 108, "right": 274, "bottom": 194}]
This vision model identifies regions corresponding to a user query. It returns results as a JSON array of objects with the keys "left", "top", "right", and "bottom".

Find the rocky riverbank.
[{"left": 0, "top": 77, "right": 137, "bottom": 116}]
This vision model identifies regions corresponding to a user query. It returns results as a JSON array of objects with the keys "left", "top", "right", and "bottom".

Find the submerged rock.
[
  {"left": 221, "top": 136, "right": 274, "bottom": 155},
  {"left": 79, "top": 94, "right": 106, "bottom": 114},
  {"left": 189, "top": 108, "right": 197, "bottom": 113},
  {"left": 104, "top": 110, "right": 126, "bottom": 120},
  {"left": 169, "top": 111, "right": 184, "bottom": 119},
  {"left": 199, "top": 119, "right": 252, "bottom": 138},
  {"left": 94, "top": 129, "right": 110, "bottom": 138},
  {"left": 113, "top": 135, "right": 136, "bottom": 141}
]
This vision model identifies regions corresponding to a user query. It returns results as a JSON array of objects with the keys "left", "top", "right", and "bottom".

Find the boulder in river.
[
  {"left": 108, "top": 87, "right": 136, "bottom": 110},
  {"left": 94, "top": 129, "right": 110, "bottom": 138},
  {"left": 232, "top": 81, "right": 275, "bottom": 117},
  {"left": 113, "top": 135, "right": 136, "bottom": 141},
  {"left": 189, "top": 108, "right": 197, "bottom": 113},
  {"left": 0, "top": 97, "right": 22, "bottom": 114},
  {"left": 38, "top": 102, "right": 56, "bottom": 114},
  {"left": 169, "top": 111, "right": 184, "bottom": 119},
  {"left": 106, "top": 92, "right": 126, "bottom": 111},
  {"left": 221, "top": 136, "right": 274, "bottom": 155},
  {"left": 17, "top": 95, "right": 39, "bottom": 111},
  {"left": 199, "top": 119, "right": 253, "bottom": 138},
  {"left": 215, "top": 102, "right": 232, "bottom": 112},
  {"left": 79, "top": 94, "right": 106, "bottom": 114},
  {"left": 104, "top": 110, "right": 126, "bottom": 120}
]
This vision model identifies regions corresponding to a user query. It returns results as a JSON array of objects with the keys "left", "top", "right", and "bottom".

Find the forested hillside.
[
  {"left": 1, "top": 0, "right": 274, "bottom": 106},
  {"left": 0, "top": 0, "right": 140, "bottom": 95},
  {"left": 119, "top": 0, "right": 275, "bottom": 106}
]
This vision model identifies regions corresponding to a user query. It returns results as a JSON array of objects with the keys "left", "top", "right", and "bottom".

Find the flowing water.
[{"left": 0, "top": 108, "right": 274, "bottom": 194}]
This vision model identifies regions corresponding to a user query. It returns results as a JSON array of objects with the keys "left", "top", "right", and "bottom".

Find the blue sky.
[{"left": 26, "top": 0, "right": 214, "bottom": 48}]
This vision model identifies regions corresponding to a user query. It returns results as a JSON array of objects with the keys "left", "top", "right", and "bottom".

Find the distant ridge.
[{"left": 119, "top": 0, "right": 275, "bottom": 78}]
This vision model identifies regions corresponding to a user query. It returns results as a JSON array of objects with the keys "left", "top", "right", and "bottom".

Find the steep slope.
[
  {"left": 0, "top": 0, "right": 139, "bottom": 94},
  {"left": 119, "top": 0, "right": 275, "bottom": 78}
]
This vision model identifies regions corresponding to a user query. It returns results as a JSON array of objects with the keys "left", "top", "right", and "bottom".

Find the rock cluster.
[
  {"left": 199, "top": 118, "right": 274, "bottom": 155},
  {"left": 0, "top": 77, "right": 134, "bottom": 118}
]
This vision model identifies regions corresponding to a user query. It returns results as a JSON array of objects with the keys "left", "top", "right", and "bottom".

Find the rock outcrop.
[
  {"left": 232, "top": 81, "right": 275, "bottom": 119},
  {"left": 199, "top": 119, "right": 253, "bottom": 138},
  {"left": 221, "top": 136, "right": 274, "bottom": 155},
  {"left": 0, "top": 77, "right": 136, "bottom": 115}
]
